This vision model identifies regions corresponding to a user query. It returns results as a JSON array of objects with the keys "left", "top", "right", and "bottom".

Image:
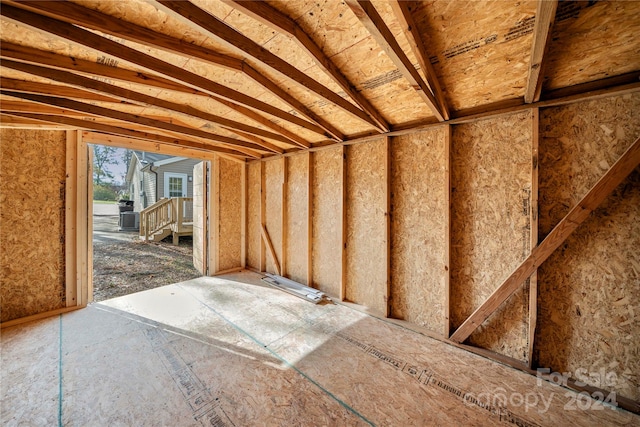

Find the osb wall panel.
[
  {"left": 218, "top": 158, "right": 242, "bottom": 272},
  {"left": 285, "top": 154, "right": 309, "bottom": 285},
  {"left": 450, "top": 112, "right": 532, "bottom": 361},
  {"left": 312, "top": 147, "right": 342, "bottom": 297},
  {"left": 0, "top": 129, "right": 66, "bottom": 322},
  {"left": 390, "top": 127, "right": 447, "bottom": 333},
  {"left": 192, "top": 161, "right": 205, "bottom": 275},
  {"left": 537, "top": 93, "right": 640, "bottom": 401},
  {"left": 345, "top": 139, "right": 387, "bottom": 316},
  {"left": 544, "top": 1, "right": 640, "bottom": 91},
  {"left": 264, "top": 159, "right": 283, "bottom": 275},
  {"left": 246, "top": 162, "right": 261, "bottom": 270}
]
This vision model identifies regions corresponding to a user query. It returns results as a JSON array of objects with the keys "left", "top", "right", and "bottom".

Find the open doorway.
[{"left": 90, "top": 144, "right": 203, "bottom": 302}]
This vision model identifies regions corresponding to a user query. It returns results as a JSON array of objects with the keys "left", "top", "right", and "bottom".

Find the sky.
[{"left": 91, "top": 145, "right": 129, "bottom": 185}]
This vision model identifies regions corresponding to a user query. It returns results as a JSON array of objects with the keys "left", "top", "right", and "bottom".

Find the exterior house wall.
[{"left": 156, "top": 158, "right": 200, "bottom": 199}]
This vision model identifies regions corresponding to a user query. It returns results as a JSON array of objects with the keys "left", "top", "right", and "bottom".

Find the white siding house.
[{"left": 125, "top": 151, "right": 200, "bottom": 212}]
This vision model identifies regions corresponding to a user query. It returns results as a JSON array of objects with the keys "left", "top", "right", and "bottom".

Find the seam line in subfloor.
[
  {"left": 58, "top": 314, "right": 63, "bottom": 427},
  {"left": 175, "top": 283, "right": 375, "bottom": 427}
]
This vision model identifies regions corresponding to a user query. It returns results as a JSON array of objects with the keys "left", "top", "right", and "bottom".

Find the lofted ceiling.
[{"left": 0, "top": 0, "right": 639, "bottom": 159}]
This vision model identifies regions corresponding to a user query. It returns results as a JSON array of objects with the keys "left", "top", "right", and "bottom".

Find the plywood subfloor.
[{"left": 2, "top": 271, "right": 637, "bottom": 426}]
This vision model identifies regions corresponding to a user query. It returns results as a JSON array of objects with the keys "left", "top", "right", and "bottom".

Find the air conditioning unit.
[{"left": 119, "top": 211, "right": 139, "bottom": 231}]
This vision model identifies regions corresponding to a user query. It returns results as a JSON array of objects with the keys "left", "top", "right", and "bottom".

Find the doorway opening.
[{"left": 90, "top": 145, "right": 205, "bottom": 302}]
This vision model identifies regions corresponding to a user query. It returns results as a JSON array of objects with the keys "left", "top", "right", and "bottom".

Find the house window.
[{"left": 164, "top": 173, "right": 187, "bottom": 198}]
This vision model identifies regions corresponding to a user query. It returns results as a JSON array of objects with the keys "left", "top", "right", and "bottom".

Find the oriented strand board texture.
[
  {"left": 412, "top": 0, "right": 537, "bottom": 111},
  {"left": 312, "top": 148, "right": 342, "bottom": 297},
  {"left": 192, "top": 161, "right": 205, "bottom": 275},
  {"left": 345, "top": 140, "right": 387, "bottom": 315},
  {"left": 247, "top": 162, "right": 261, "bottom": 270},
  {"left": 264, "top": 159, "right": 283, "bottom": 275},
  {"left": 285, "top": 154, "right": 309, "bottom": 285},
  {"left": 390, "top": 128, "right": 447, "bottom": 333},
  {"left": 450, "top": 112, "right": 532, "bottom": 361},
  {"left": 217, "top": 158, "right": 242, "bottom": 272},
  {"left": 0, "top": 129, "right": 66, "bottom": 322},
  {"left": 536, "top": 93, "right": 640, "bottom": 401},
  {"left": 544, "top": 1, "right": 640, "bottom": 91}
]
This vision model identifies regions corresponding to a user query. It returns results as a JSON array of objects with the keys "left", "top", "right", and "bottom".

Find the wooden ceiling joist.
[
  {"left": 0, "top": 77, "right": 128, "bottom": 105},
  {"left": 153, "top": 1, "right": 381, "bottom": 133},
  {"left": 389, "top": 1, "right": 449, "bottom": 120},
  {"left": 1, "top": 3, "right": 325, "bottom": 138},
  {"left": 0, "top": 41, "right": 205, "bottom": 96},
  {"left": 0, "top": 59, "right": 298, "bottom": 150},
  {"left": 345, "top": 0, "right": 445, "bottom": 121},
  {"left": 450, "top": 135, "right": 640, "bottom": 344},
  {"left": 0, "top": 42, "right": 312, "bottom": 149},
  {"left": 6, "top": 0, "right": 343, "bottom": 141},
  {"left": 224, "top": 0, "right": 390, "bottom": 133},
  {"left": 1, "top": 110, "right": 255, "bottom": 158},
  {"left": 524, "top": 0, "right": 558, "bottom": 104},
  {"left": 1, "top": 90, "right": 270, "bottom": 155}
]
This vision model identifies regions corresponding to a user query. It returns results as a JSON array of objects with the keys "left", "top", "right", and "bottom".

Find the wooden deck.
[{"left": 140, "top": 197, "right": 193, "bottom": 245}]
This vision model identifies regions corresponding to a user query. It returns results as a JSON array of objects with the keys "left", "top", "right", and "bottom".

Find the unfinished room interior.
[{"left": 1, "top": 0, "right": 639, "bottom": 425}]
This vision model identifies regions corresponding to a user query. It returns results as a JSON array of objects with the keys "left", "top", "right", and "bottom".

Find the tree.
[
  {"left": 92, "top": 145, "right": 118, "bottom": 185},
  {"left": 121, "top": 149, "right": 133, "bottom": 167}
]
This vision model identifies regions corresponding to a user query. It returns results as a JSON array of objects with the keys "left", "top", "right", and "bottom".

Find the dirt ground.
[{"left": 92, "top": 215, "right": 201, "bottom": 302}]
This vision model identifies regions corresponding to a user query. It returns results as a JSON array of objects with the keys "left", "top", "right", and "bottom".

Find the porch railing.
[{"left": 139, "top": 197, "right": 193, "bottom": 242}]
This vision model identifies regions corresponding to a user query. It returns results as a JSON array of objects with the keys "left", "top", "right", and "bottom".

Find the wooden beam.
[
  {"left": 390, "top": 1, "right": 449, "bottom": 120},
  {"left": 0, "top": 42, "right": 315, "bottom": 148},
  {"left": 241, "top": 162, "right": 247, "bottom": 269},
  {"left": 307, "top": 152, "right": 314, "bottom": 287},
  {"left": 259, "top": 162, "right": 266, "bottom": 272},
  {"left": 1, "top": 59, "right": 295, "bottom": 151},
  {"left": 225, "top": 0, "right": 390, "bottom": 133},
  {"left": 241, "top": 64, "right": 344, "bottom": 141},
  {"left": 65, "top": 130, "right": 78, "bottom": 307},
  {"left": 443, "top": 124, "right": 451, "bottom": 338},
  {"left": 82, "top": 132, "right": 217, "bottom": 161},
  {"left": 11, "top": 0, "right": 342, "bottom": 141},
  {"left": 524, "top": 0, "right": 558, "bottom": 103},
  {"left": 450, "top": 135, "right": 640, "bottom": 343},
  {"left": 1, "top": 111, "right": 252, "bottom": 158},
  {"left": 340, "top": 146, "right": 348, "bottom": 301},
  {"left": 0, "top": 41, "right": 203, "bottom": 95},
  {"left": 76, "top": 132, "right": 90, "bottom": 306},
  {"left": 345, "top": 0, "right": 445, "bottom": 121},
  {"left": 383, "top": 136, "right": 391, "bottom": 317},
  {"left": 261, "top": 224, "right": 281, "bottom": 276},
  {"left": 1, "top": 4, "right": 322, "bottom": 136},
  {"left": 528, "top": 108, "right": 539, "bottom": 367},
  {"left": 281, "top": 157, "right": 288, "bottom": 277},
  {"left": 154, "top": 0, "right": 379, "bottom": 132},
  {"left": 1, "top": 90, "right": 267, "bottom": 155},
  {"left": 211, "top": 155, "right": 221, "bottom": 274},
  {"left": 0, "top": 77, "right": 127, "bottom": 104}
]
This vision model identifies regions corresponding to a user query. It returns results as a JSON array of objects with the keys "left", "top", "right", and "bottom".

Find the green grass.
[{"left": 93, "top": 200, "right": 117, "bottom": 204}]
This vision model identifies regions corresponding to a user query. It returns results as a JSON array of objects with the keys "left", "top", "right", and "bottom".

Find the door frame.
[{"left": 164, "top": 172, "right": 188, "bottom": 198}]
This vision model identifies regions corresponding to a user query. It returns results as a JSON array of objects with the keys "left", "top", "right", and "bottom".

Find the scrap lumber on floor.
[{"left": 1, "top": 271, "right": 638, "bottom": 426}]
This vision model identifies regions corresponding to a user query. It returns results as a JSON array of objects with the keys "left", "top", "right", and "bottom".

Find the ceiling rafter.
[
  {"left": 345, "top": 0, "right": 445, "bottom": 121},
  {"left": 0, "top": 77, "right": 128, "bottom": 105},
  {"left": 1, "top": 3, "right": 325, "bottom": 139},
  {"left": 1, "top": 90, "right": 272, "bottom": 155},
  {"left": 524, "top": 0, "right": 558, "bottom": 103},
  {"left": 152, "top": 0, "right": 382, "bottom": 133},
  {"left": 6, "top": 0, "right": 342, "bottom": 141},
  {"left": 223, "top": 0, "right": 390, "bottom": 133},
  {"left": 389, "top": 1, "right": 449, "bottom": 120},
  {"left": 0, "top": 42, "right": 312, "bottom": 149},
  {"left": 0, "top": 41, "right": 205, "bottom": 95},
  {"left": 1, "top": 59, "right": 296, "bottom": 152},
  {"left": 1, "top": 110, "right": 254, "bottom": 158}
]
